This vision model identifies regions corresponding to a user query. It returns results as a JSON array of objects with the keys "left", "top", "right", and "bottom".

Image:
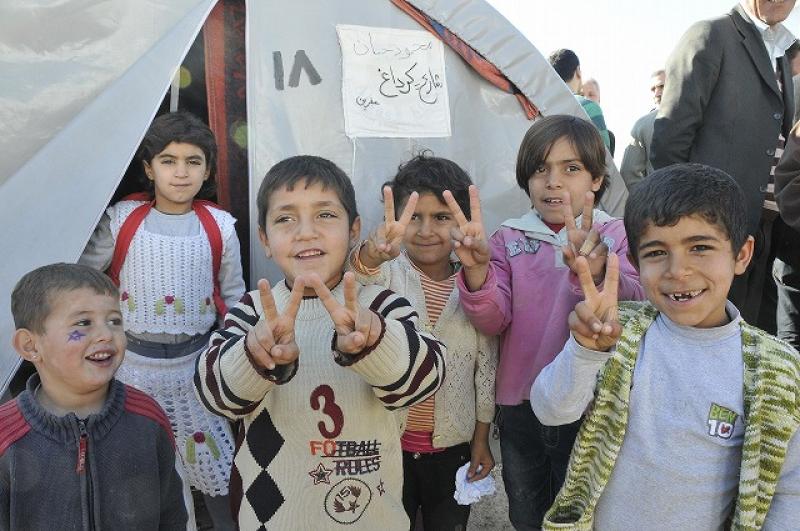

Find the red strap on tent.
[{"left": 107, "top": 195, "right": 228, "bottom": 317}]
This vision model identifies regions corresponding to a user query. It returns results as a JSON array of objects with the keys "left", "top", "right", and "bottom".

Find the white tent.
[{"left": 0, "top": 0, "right": 627, "bottom": 394}]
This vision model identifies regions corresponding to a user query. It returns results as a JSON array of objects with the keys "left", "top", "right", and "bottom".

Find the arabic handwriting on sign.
[
  {"left": 377, "top": 63, "right": 442, "bottom": 105},
  {"left": 355, "top": 96, "right": 380, "bottom": 110},
  {"left": 413, "top": 68, "right": 442, "bottom": 105},
  {"left": 353, "top": 33, "right": 433, "bottom": 59}
]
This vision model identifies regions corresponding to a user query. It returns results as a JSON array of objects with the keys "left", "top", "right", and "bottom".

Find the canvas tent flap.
[
  {"left": 407, "top": 0, "right": 627, "bottom": 216},
  {"left": 0, "top": 0, "right": 217, "bottom": 394},
  {"left": 247, "top": 0, "right": 626, "bottom": 287}
]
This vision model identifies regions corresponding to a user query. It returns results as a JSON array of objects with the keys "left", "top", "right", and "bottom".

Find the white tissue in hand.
[{"left": 453, "top": 462, "right": 496, "bottom": 505}]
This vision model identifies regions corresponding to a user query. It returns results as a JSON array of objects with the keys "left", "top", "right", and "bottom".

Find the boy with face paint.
[{"left": 1, "top": 263, "right": 188, "bottom": 530}]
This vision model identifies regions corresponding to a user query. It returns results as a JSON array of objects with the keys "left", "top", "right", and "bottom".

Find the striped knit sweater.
[
  {"left": 194, "top": 281, "right": 445, "bottom": 529},
  {"left": 543, "top": 301, "right": 800, "bottom": 530}
]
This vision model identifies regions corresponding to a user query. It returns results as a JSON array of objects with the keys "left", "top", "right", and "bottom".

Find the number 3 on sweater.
[{"left": 310, "top": 385, "right": 344, "bottom": 439}]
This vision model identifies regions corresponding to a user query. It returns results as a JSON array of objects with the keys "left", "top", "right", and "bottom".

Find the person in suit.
[
  {"left": 651, "top": 1, "right": 796, "bottom": 327},
  {"left": 774, "top": 121, "right": 800, "bottom": 350},
  {"left": 620, "top": 69, "right": 665, "bottom": 190}
]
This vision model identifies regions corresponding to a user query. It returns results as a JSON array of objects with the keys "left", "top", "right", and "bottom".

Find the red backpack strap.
[
  {"left": 107, "top": 201, "right": 153, "bottom": 286},
  {"left": 193, "top": 201, "right": 228, "bottom": 317}
]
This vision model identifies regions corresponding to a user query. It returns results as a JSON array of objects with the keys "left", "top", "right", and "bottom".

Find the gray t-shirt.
[{"left": 532, "top": 303, "right": 800, "bottom": 530}]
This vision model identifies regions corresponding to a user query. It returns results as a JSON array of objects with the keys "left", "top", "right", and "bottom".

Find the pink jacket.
[{"left": 458, "top": 209, "right": 644, "bottom": 405}]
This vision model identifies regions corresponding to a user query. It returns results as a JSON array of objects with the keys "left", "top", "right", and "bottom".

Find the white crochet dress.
[{"left": 110, "top": 201, "right": 236, "bottom": 496}]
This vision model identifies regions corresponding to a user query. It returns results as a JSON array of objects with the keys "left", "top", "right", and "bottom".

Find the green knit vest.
[{"left": 543, "top": 301, "right": 800, "bottom": 531}]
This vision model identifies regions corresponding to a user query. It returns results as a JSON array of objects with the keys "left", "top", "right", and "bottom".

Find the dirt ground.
[{"left": 466, "top": 464, "right": 513, "bottom": 530}]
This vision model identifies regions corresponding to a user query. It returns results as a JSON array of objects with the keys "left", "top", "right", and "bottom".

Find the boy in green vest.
[{"left": 531, "top": 163, "right": 800, "bottom": 530}]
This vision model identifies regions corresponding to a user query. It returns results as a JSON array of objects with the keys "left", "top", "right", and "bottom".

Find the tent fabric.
[
  {"left": 407, "top": 0, "right": 628, "bottom": 217},
  {"left": 391, "top": 0, "right": 539, "bottom": 119},
  {"left": 203, "top": 1, "right": 251, "bottom": 278},
  {"left": 0, "top": 0, "right": 218, "bottom": 394},
  {"left": 246, "top": 0, "right": 627, "bottom": 288},
  {"left": 1, "top": 0, "right": 628, "bottom": 394}
]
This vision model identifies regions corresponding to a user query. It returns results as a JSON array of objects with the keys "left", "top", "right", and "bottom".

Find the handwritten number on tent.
[{"left": 273, "top": 50, "right": 322, "bottom": 90}]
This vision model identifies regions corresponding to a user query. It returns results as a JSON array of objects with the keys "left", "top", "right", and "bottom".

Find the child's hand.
[
  {"left": 467, "top": 437, "right": 495, "bottom": 482},
  {"left": 245, "top": 277, "right": 305, "bottom": 370},
  {"left": 445, "top": 185, "right": 491, "bottom": 291},
  {"left": 561, "top": 192, "right": 607, "bottom": 285},
  {"left": 310, "top": 272, "right": 382, "bottom": 354},
  {"left": 361, "top": 187, "right": 418, "bottom": 268},
  {"left": 569, "top": 253, "right": 622, "bottom": 352}
]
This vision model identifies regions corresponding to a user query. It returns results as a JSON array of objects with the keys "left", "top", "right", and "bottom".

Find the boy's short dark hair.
[
  {"left": 624, "top": 163, "right": 749, "bottom": 265},
  {"left": 384, "top": 151, "right": 473, "bottom": 220},
  {"left": 549, "top": 48, "right": 580, "bottom": 82},
  {"left": 11, "top": 263, "right": 119, "bottom": 334},
  {"left": 516, "top": 115, "right": 608, "bottom": 202},
  {"left": 137, "top": 111, "right": 217, "bottom": 199},
  {"left": 256, "top": 155, "right": 359, "bottom": 231}
]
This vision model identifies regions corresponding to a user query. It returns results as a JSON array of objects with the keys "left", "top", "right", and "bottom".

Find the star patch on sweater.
[{"left": 309, "top": 462, "right": 333, "bottom": 485}]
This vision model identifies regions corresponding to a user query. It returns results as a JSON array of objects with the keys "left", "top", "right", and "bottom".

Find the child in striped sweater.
[
  {"left": 351, "top": 154, "right": 497, "bottom": 530},
  {"left": 194, "top": 155, "right": 445, "bottom": 530}
]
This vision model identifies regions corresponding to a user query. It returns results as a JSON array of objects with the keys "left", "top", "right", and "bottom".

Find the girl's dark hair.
[
  {"left": 516, "top": 115, "right": 608, "bottom": 202},
  {"left": 256, "top": 155, "right": 359, "bottom": 231},
  {"left": 137, "top": 111, "right": 218, "bottom": 199},
  {"left": 385, "top": 151, "right": 473, "bottom": 219}
]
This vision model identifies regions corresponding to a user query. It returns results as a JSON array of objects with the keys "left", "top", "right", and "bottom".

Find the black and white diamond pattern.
[{"left": 244, "top": 409, "right": 285, "bottom": 523}]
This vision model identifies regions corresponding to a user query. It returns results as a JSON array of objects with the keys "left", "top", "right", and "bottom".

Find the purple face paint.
[{"left": 68, "top": 330, "right": 86, "bottom": 342}]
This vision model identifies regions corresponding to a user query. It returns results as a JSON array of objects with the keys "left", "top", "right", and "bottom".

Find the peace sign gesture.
[
  {"left": 309, "top": 272, "right": 383, "bottom": 354},
  {"left": 245, "top": 277, "right": 305, "bottom": 370},
  {"left": 360, "top": 187, "right": 419, "bottom": 269},
  {"left": 561, "top": 191, "right": 608, "bottom": 285},
  {"left": 568, "top": 253, "right": 622, "bottom": 352},
  {"left": 444, "top": 185, "right": 491, "bottom": 291}
]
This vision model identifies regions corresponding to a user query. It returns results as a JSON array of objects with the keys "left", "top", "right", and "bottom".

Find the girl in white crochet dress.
[{"left": 80, "top": 111, "right": 244, "bottom": 530}]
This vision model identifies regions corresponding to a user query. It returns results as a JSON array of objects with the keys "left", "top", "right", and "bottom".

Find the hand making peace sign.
[
  {"left": 561, "top": 191, "right": 608, "bottom": 285},
  {"left": 309, "top": 272, "right": 383, "bottom": 354},
  {"left": 568, "top": 253, "right": 622, "bottom": 352},
  {"left": 245, "top": 277, "right": 305, "bottom": 370},
  {"left": 444, "top": 185, "right": 491, "bottom": 291},
  {"left": 360, "top": 187, "right": 419, "bottom": 269}
]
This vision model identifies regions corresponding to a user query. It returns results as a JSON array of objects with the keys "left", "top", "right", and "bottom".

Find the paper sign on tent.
[{"left": 337, "top": 24, "right": 451, "bottom": 138}]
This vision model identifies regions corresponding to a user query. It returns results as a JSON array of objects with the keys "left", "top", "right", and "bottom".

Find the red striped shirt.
[{"left": 401, "top": 257, "right": 457, "bottom": 452}]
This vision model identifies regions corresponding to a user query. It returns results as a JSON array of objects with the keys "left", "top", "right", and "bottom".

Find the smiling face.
[
  {"left": 259, "top": 180, "right": 360, "bottom": 296},
  {"left": 144, "top": 141, "right": 210, "bottom": 214},
  {"left": 635, "top": 215, "right": 754, "bottom": 328},
  {"left": 402, "top": 192, "right": 458, "bottom": 281},
  {"left": 528, "top": 136, "right": 603, "bottom": 224},
  {"left": 746, "top": 0, "right": 796, "bottom": 25},
  {"left": 19, "top": 288, "right": 126, "bottom": 414}
]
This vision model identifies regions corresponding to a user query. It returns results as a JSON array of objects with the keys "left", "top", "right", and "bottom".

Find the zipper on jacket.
[
  {"left": 76, "top": 420, "right": 88, "bottom": 473},
  {"left": 77, "top": 419, "right": 96, "bottom": 530}
]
